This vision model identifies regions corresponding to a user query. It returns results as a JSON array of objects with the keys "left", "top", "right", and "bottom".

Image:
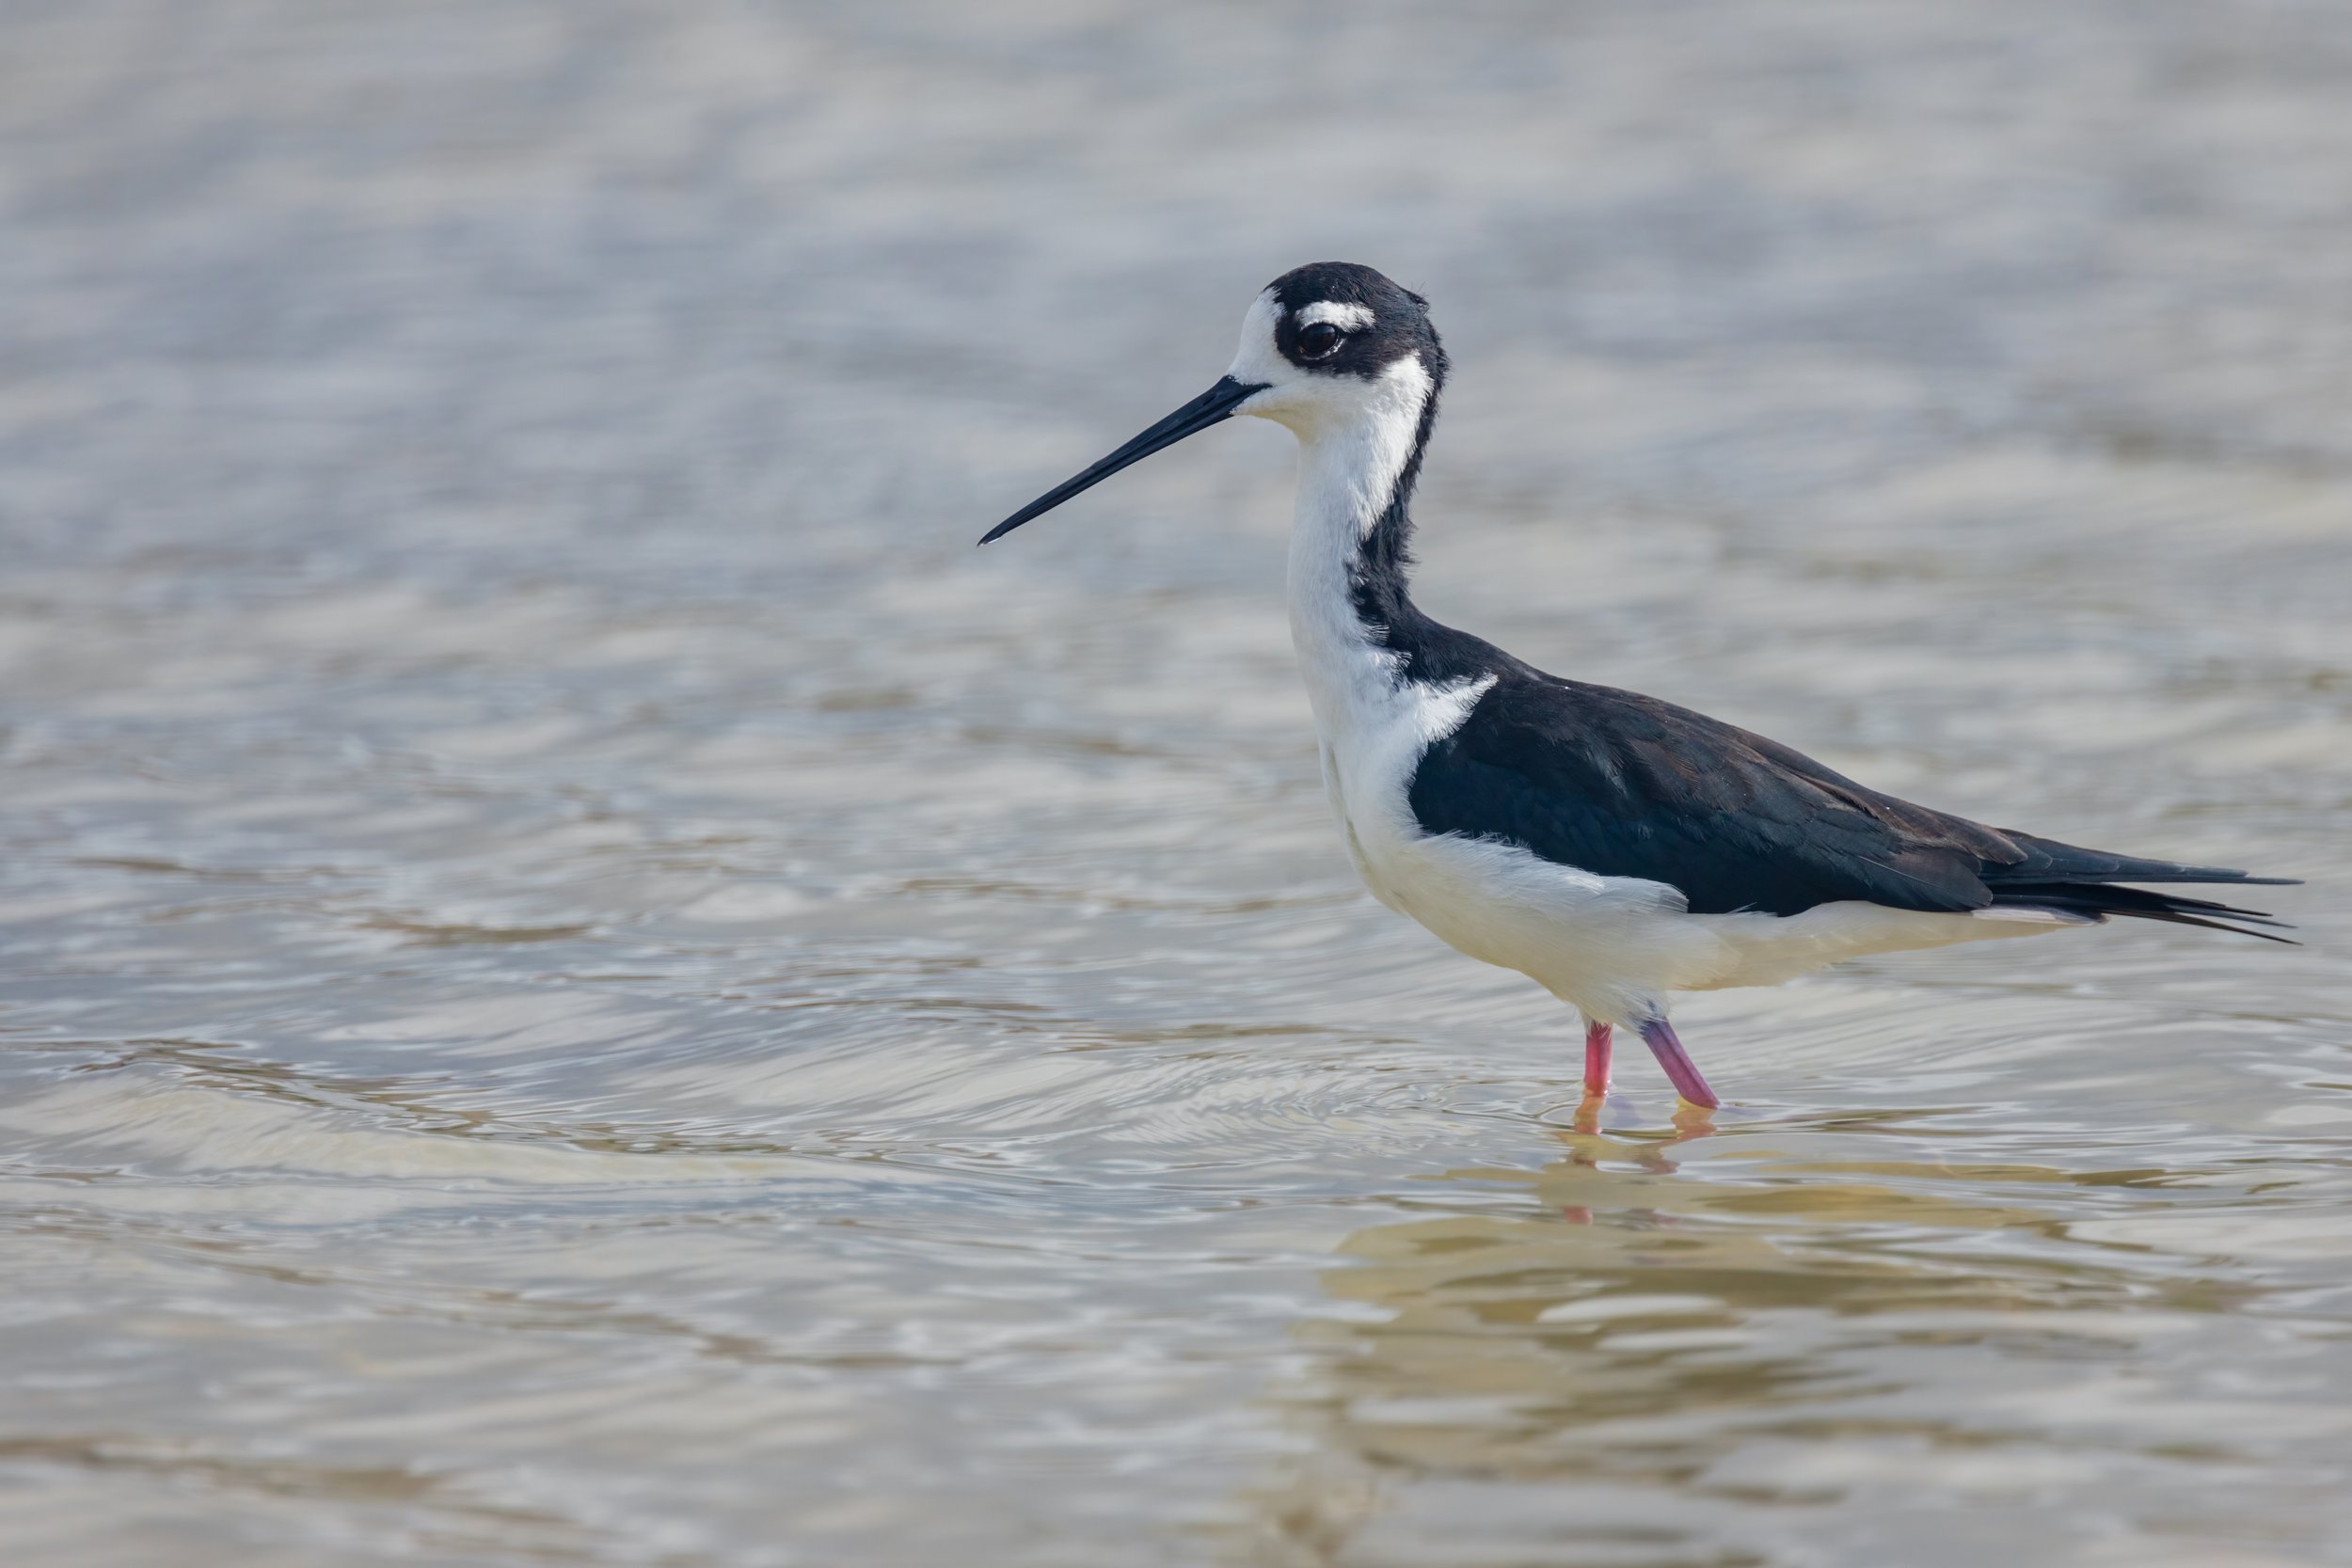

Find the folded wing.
[{"left": 1406, "top": 674, "right": 2293, "bottom": 940}]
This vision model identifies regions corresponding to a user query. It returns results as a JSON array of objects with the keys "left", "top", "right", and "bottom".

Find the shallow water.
[{"left": 3, "top": 3, "right": 2349, "bottom": 1564}]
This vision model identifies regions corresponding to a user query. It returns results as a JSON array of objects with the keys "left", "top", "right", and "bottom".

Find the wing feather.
[
  {"left": 1408, "top": 676, "right": 2006, "bottom": 915},
  {"left": 1391, "top": 649, "right": 2291, "bottom": 934}
]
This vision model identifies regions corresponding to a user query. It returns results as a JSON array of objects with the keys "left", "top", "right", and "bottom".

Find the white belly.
[{"left": 1318, "top": 681, "right": 2065, "bottom": 1026}]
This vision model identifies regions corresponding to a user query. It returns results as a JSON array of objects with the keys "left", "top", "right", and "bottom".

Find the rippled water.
[{"left": 3, "top": 3, "right": 2349, "bottom": 1564}]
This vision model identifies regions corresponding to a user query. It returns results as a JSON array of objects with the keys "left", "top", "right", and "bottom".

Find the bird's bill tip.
[{"left": 977, "top": 375, "right": 1264, "bottom": 546}]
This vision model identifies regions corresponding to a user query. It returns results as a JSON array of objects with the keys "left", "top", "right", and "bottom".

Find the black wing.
[{"left": 1406, "top": 674, "right": 2294, "bottom": 937}]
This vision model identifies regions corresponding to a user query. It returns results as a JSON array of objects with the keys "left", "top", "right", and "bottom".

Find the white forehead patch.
[
  {"left": 1295, "top": 301, "right": 1375, "bottom": 331},
  {"left": 1226, "top": 290, "right": 1289, "bottom": 386}
]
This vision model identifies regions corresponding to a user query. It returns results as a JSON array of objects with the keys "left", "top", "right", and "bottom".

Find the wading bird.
[{"left": 980, "top": 262, "right": 2293, "bottom": 1110}]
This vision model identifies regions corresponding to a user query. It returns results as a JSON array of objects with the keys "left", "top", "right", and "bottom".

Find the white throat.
[{"left": 1277, "top": 358, "right": 1434, "bottom": 739}]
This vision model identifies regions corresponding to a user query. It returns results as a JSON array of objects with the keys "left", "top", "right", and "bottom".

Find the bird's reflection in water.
[
  {"left": 1557, "top": 1094, "right": 1715, "bottom": 1221},
  {"left": 1226, "top": 1112, "right": 2260, "bottom": 1568}
]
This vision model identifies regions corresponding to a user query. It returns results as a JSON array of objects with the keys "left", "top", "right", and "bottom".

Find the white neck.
[{"left": 1279, "top": 368, "right": 1429, "bottom": 739}]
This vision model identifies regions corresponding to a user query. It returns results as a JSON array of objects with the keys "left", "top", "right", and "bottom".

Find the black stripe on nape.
[{"left": 1347, "top": 353, "right": 1445, "bottom": 632}]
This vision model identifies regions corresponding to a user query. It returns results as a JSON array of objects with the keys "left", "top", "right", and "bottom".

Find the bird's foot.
[
  {"left": 1668, "top": 1100, "right": 1719, "bottom": 1133},
  {"left": 1637, "top": 1017, "right": 1720, "bottom": 1111}
]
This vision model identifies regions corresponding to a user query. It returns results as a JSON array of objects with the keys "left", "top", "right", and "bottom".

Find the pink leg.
[
  {"left": 1581, "top": 1020, "right": 1613, "bottom": 1098},
  {"left": 1638, "top": 1017, "right": 1720, "bottom": 1109}
]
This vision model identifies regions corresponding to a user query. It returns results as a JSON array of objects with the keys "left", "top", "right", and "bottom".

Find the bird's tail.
[
  {"left": 1986, "top": 883, "right": 2296, "bottom": 942},
  {"left": 1983, "top": 832, "right": 2298, "bottom": 943}
]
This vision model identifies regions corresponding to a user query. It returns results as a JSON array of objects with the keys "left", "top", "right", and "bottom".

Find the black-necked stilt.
[{"left": 980, "top": 261, "right": 2296, "bottom": 1111}]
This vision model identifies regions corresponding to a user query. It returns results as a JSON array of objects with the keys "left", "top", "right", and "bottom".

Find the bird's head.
[{"left": 979, "top": 261, "right": 1445, "bottom": 544}]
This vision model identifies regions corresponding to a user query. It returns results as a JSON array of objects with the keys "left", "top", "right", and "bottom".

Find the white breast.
[{"left": 1314, "top": 674, "right": 1729, "bottom": 1024}]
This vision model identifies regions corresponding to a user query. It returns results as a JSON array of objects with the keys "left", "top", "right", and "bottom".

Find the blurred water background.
[{"left": 3, "top": 2, "right": 2350, "bottom": 1564}]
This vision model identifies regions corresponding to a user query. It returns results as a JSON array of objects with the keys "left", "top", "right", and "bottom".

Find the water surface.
[{"left": 2, "top": 3, "right": 2348, "bottom": 1564}]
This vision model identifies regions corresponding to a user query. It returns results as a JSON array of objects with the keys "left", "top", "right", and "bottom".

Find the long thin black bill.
[{"left": 978, "top": 375, "right": 1265, "bottom": 545}]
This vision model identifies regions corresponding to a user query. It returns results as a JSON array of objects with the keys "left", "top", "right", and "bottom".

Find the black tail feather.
[
  {"left": 1989, "top": 881, "right": 2298, "bottom": 944},
  {"left": 1991, "top": 832, "right": 2300, "bottom": 889},
  {"left": 1980, "top": 832, "right": 2299, "bottom": 942}
]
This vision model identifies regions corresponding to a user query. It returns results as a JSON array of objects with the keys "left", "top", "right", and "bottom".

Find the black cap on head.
[{"left": 1265, "top": 261, "right": 1447, "bottom": 384}]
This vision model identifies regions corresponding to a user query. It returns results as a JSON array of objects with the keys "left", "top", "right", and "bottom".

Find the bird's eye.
[{"left": 1296, "top": 321, "right": 1344, "bottom": 358}]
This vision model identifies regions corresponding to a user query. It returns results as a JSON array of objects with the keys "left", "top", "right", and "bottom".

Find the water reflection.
[{"left": 1238, "top": 1115, "right": 2322, "bottom": 1567}]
